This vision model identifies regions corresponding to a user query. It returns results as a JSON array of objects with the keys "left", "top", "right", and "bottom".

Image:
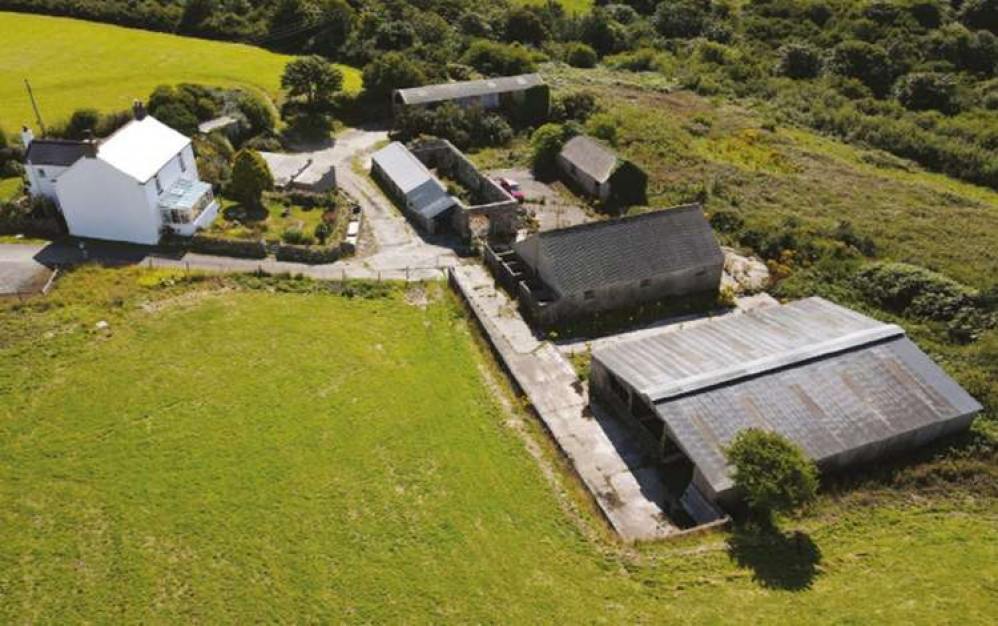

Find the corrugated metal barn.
[
  {"left": 591, "top": 297, "right": 982, "bottom": 508},
  {"left": 393, "top": 74, "right": 545, "bottom": 109},
  {"left": 370, "top": 142, "right": 455, "bottom": 233}
]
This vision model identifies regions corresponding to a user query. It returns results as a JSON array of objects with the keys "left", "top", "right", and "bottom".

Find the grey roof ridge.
[
  {"left": 534, "top": 203, "right": 703, "bottom": 239},
  {"left": 641, "top": 323, "right": 907, "bottom": 405}
]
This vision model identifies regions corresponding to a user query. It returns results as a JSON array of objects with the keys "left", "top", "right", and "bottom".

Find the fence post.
[
  {"left": 405, "top": 267, "right": 409, "bottom": 283},
  {"left": 378, "top": 271, "right": 381, "bottom": 283}
]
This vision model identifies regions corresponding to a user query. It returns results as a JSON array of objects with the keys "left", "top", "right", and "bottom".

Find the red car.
[{"left": 496, "top": 177, "right": 525, "bottom": 202}]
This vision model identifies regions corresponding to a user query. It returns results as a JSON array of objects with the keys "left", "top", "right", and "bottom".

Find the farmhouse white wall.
[
  {"left": 56, "top": 157, "right": 162, "bottom": 245},
  {"left": 25, "top": 164, "right": 68, "bottom": 201}
]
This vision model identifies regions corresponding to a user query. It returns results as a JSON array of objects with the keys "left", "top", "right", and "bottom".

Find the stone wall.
[{"left": 410, "top": 139, "right": 519, "bottom": 241}]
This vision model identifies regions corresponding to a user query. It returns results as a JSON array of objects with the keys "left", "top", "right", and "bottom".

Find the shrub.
[
  {"left": 895, "top": 73, "right": 959, "bottom": 114},
  {"left": 653, "top": 0, "right": 709, "bottom": 39},
  {"left": 504, "top": 7, "right": 550, "bottom": 45},
  {"left": 362, "top": 52, "right": 427, "bottom": 101},
  {"left": 229, "top": 149, "right": 274, "bottom": 209},
  {"left": 827, "top": 40, "right": 895, "bottom": 97},
  {"left": 530, "top": 123, "right": 568, "bottom": 175},
  {"left": 276, "top": 243, "right": 341, "bottom": 263},
  {"left": 237, "top": 92, "right": 276, "bottom": 135},
  {"left": 189, "top": 234, "right": 267, "bottom": 258},
  {"left": 314, "top": 221, "right": 332, "bottom": 244},
  {"left": 586, "top": 113, "right": 618, "bottom": 145},
  {"left": 461, "top": 40, "right": 536, "bottom": 76},
  {"left": 281, "top": 227, "right": 314, "bottom": 245},
  {"left": 775, "top": 43, "right": 823, "bottom": 79},
  {"left": 551, "top": 91, "right": 599, "bottom": 123},
  {"left": 565, "top": 42, "right": 598, "bottom": 68},
  {"left": 725, "top": 429, "right": 819, "bottom": 519},
  {"left": 155, "top": 103, "right": 199, "bottom": 136}
]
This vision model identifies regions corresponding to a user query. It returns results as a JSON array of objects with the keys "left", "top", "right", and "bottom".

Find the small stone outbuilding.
[{"left": 557, "top": 135, "right": 647, "bottom": 207}]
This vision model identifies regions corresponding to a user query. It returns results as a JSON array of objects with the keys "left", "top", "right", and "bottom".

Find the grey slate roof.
[
  {"left": 593, "top": 298, "right": 983, "bottom": 496},
  {"left": 394, "top": 73, "right": 544, "bottom": 106},
  {"left": 24, "top": 139, "right": 88, "bottom": 167},
  {"left": 371, "top": 142, "right": 454, "bottom": 220},
  {"left": 514, "top": 204, "right": 723, "bottom": 296},
  {"left": 559, "top": 135, "right": 619, "bottom": 183}
]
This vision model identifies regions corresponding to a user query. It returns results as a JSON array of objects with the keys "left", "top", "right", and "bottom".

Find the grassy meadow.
[
  {"left": 0, "top": 12, "right": 361, "bottom": 132},
  {"left": 1, "top": 267, "right": 996, "bottom": 622}
]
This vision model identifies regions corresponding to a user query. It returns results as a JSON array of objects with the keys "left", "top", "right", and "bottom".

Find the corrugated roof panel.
[
  {"left": 396, "top": 73, "right": 544, "bottom": 105},
  {"left": 593, "top": 298, "right": 983, "bottom": 497}
]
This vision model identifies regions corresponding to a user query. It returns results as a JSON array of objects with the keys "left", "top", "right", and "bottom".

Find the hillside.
[{"left": 0, "top": 12, "right": 361, "bottom": 131}]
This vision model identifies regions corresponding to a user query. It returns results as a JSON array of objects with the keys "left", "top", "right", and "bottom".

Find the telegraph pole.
[{"left": 24, "top": 79, "right": 46, "bottom": 136}]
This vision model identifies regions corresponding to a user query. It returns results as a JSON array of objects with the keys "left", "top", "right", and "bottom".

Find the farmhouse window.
[
  {"left": 640, "top": 278, "right": 652, "bottom": 288},
  {"left": 584, "top": 290, "right": 596, "bottom": 300},
  {"left": 154, "top": 175, "right": 163, "bottom": 195},
  {"left": 179, "top": 153, "right": 187, "bottom": 172}
]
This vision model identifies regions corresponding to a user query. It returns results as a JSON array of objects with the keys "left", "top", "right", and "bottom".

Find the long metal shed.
[
  {"left": 591, "top": 297, "right": 982, "bottom": 507},
  {"left": 393, "top": 74, "right": 544, "bottom": 107},
  {"left": 370, "top": 142, "right": 455, "bottom": 232}
]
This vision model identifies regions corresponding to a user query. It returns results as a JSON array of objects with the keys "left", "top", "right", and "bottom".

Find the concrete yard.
[
  {"left": 450, "top": 263, "right": 681, "bottom": 541},
  {"left": 0, "top": 244, "right": 53, "bottom": 296},
  {"left": 488, "top": 168, "right": 590, "bottom": 232}
]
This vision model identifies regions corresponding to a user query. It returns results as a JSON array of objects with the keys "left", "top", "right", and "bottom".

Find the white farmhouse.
[{"left": 22, "top": 103, "right": 219, "bottom": 245}]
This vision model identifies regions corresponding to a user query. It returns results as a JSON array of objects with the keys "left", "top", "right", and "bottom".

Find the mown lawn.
[
  {"left": 0, "top": 12, "right": 361, "bottom": 132},
  {"left": 0, "top": 268, "right": 996, "bottom": 622}
]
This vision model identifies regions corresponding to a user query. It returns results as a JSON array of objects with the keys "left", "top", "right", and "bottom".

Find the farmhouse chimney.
[
  {"left": 21, "top": 125, "right": 34, "bottom": 148},
  {"left": 83, "top": 130, "right": 98, "bottom": 158},
  {"left": 132, "top": 99, "right": 147, "bottom": 121}
]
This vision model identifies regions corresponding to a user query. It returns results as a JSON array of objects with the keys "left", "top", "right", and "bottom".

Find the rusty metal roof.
[{"left": 593, "top": 298, "right": 983, "bottom": 495}]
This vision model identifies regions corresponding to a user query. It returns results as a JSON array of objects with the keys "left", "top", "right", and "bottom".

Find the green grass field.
[
  {"left": 1, "top": 268, "right": 996, "bottom": 622},
  {"left": 0, "top": 12, "right": 361, "bottom": 132}
]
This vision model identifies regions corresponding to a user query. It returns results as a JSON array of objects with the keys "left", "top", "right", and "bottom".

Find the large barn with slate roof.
[
  {"left": 590, "top": 297, "right": 982, "bottom": 511},
  {"left": 508, "top": 204, "right": 723, "bottom": 325}
]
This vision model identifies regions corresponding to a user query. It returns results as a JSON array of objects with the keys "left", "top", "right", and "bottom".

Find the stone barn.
[
  {"left": 557, "top": 135, "right": 647, "bottom": 207},
  {"left": 497, "top": 205, "right": 723, "bottom": 326},
  {"left": 590, "top": 297, "right": 982, "bottom": 513}
]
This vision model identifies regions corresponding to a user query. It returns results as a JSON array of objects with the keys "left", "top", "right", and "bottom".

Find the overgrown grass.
[
  {"left": 0, "top": 176, "right": 21, "bottom": 201},
  {"left": 0, "top": 12, "right": 361, "bottom": 131},
  {"left": 1, "top": 267, "right": 996, "bottom": 621}
]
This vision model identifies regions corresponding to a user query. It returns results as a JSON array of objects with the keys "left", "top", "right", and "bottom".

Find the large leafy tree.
[
  {"left": 361, "top": 52, "right": 427, "bottom": 101},
  {"left": 827, "top": 40, "right": 895, "bottom": 97},
  {"left": 281, "top": 56, "right": 344, "bottom": 113},
  {"left": 725, "top": 429, "right": 819, "bottom": 520}
]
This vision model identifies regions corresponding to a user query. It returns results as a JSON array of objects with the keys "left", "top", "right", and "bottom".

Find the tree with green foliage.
[
  {"left": 155, "top": 103, "right": 199, "bottom": 136},
  {"left": 505, "top": 7, "right": 549, "bottom": 46},
  {"left": 725, "top": 429, "right": 819, "bottom": 520},
  {"left": 362, "top": 52, "right": 426, "bottom": 101},
  {"left": 314, "top": 220, "right": 332, "bottom": 245},
  {"left": 775, "top": 43, "right": 823, "bottom": 79},
  {"left": 653, "top": 0, "right": 709, "bottom": 39},
  {"left": 530, "top": 123, "right": 570, "bottom": 176},
  {"left": 565, "top": 42, "right": 598, "bottom": 68},
  {"left": 961, "top": 0, "right": 998, "bottom": 34},
  {"left": 895, "top": 73, "right": 959, "bottom": 113},
  {"left": 827, "top": 41, "right": 895, "bottom": 97},
  {"left": 229, "top": 149, "right": 273, "bottom": 209},
  {"left": 237, "top": 92, "right": 276, "bottom": 136},
  {"left": 461, "top": 40, "right": 536, "bottom": 77},
  {"left": 281, "top": 56, "right": 344, "bottom": 113},
  {"left": 580, "top": 8, "right": 623, "bottom": 56},
  {"left": 179, "top": 0, "right": 215, "bottom": 33}
]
